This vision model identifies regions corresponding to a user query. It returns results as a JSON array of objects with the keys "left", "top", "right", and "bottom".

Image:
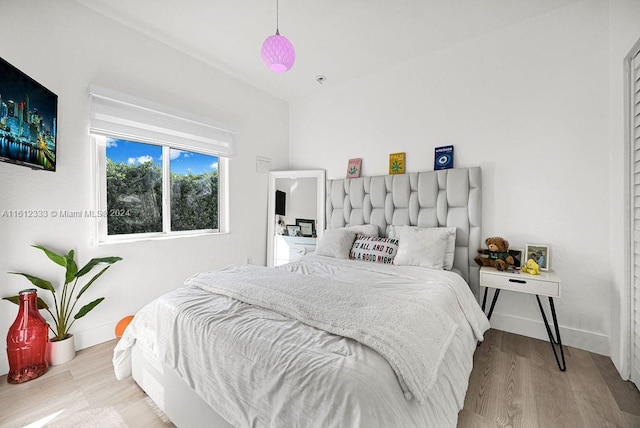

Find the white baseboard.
[
  {"left": 73, "top": 320, "right": 118, "bottom": 351},
  {"left": 0, "top": 356, "right": 7, "bottom": 376},
  {"left": 489, "top": 312, "right": 610, "bottom": 356}
]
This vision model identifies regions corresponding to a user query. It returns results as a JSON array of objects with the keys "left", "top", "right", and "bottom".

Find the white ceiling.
[{"left": 74, "top": 0, "right": 579, "bottom": 102}]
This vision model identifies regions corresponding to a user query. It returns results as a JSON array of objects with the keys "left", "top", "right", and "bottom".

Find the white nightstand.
[
  {"left": 274, "top": 235, "right": 317, "bottom": 266},
  {"left": 480, "top": 267, "right": 566, "bottom": 371}
]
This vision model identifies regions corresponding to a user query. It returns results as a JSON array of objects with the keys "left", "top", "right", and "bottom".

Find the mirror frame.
[{"left": 267, "top": 170, "right": 326, "bottom": 267}]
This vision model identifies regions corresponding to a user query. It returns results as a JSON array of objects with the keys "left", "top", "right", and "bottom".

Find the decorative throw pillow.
[
  {"left": 391, "top": 226, "right": 455, "bottom": 269},
  {"left": 350, "top": 234, "right": 399, "bottom": 264},
  {"left": 388, "top": 225, "right": 456, "bottom": 270},
  {"left": 315, "top": 229, "right": 357, "bottom": 259}
]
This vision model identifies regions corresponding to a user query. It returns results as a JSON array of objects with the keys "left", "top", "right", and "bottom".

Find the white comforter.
[{"left": 113, "top": 255, "right": 489, "bottom": 427}]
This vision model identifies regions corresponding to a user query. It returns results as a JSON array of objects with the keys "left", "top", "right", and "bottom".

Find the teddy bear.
[
  {"left": 474, "top": 237, "right": 515, "bottom": 271},
  {"left": 521, "top": 258, "right": 540, "bottom": 275}
]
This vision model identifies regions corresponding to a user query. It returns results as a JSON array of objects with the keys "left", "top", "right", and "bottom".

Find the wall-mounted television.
[
  {"left": 0, "top": 57, "right": 58, "bottom": 171},
  {"left": 275, "top": 190, "right": 286, "bottom": 216}
]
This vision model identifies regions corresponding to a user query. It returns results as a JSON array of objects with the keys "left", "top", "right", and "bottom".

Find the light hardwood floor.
[
  {"left": 1, "top": 329, "right": 639, "bottom": 427},
  {"left": 460, "top": 329, "right": 640, "bottom": 428}
]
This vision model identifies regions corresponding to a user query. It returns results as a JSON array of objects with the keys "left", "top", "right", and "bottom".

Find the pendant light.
[{"left": 261, "top": 0, "right": 295, "bottom": 73}]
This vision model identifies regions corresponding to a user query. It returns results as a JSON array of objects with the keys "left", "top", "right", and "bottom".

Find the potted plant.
[{"left": 3, "top": 245, "right": 122, "bottom": 365}]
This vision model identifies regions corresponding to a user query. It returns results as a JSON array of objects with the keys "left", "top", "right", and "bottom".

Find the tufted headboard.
[{"left": 326, "top": 167, "right": 482, "bottom": 298}]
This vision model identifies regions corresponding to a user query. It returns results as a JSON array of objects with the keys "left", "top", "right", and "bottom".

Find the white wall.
[
  {"left": 291, "top": 0, "right": 640, "bottom": 357},
  {"left": 0, "top": 0, "right": 289, "bottom": 375}
]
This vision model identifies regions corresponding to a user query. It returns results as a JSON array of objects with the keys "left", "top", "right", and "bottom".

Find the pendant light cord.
[{"left": 275, "top": 0, "right": 280, "bottom": 35}]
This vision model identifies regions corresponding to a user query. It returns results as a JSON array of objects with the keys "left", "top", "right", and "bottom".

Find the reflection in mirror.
[
  {"left": 275, "top": 177, "right": 317, "bottom": 235},
  {"left": 267, "top": 170, "right": 325, "bottom": 267}
]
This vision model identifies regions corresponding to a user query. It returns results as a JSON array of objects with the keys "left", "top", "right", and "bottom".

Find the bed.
[{"left": 113, "top": 167, "right": 489, "bottom": 427}]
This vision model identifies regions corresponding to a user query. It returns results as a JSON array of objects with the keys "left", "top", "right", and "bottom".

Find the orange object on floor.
[{"left": 115, "top": 315, "right": 134, "bottom": 338}]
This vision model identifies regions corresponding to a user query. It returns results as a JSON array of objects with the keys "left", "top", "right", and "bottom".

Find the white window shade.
[{"left": 89, "top": 84, "right": 235, "bottom": 157}]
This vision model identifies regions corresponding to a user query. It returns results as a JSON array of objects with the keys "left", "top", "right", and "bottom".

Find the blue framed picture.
[{"left": 434, "top": 145, "right": 454, "bottom": 170}]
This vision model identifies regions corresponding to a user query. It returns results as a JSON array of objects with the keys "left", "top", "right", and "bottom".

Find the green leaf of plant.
[
  {"left": 36, "top": 297, "right": 49, "bottom": 310},
  {"left": 2, "top": 296, "right": 19, "bottom": 305},
  {"left": 77, "top": 266, "right": 110, "bottom": 299},
  {"left": 2, "top": 296, "right": 49, "bottom": 310},
  {"left": 74, "top": 297, "right": 104, "bottom": 320},
  {"left": 65, "top": 250, "right": 78, "bottom": 285},
  {"left": 8, "top": 272, "right": 55, "bottom": 292},
  {"left": 32, "top": 245, "right": 67, "bottom": 268},
  {"left": 76, "top": 257, "right": 122, "bottom": 278}
]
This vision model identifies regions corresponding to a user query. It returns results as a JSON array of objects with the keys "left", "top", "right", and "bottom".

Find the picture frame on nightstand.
[
  {"left": 286, "top": 225, "right": 301, "bottom": 236},
  {"left": 525, "top": 244, "right": 550, "bottom": 271},
  {"left": 295, "top": 219, "right": 316, "bottom": 237},
  {"left": 508, "top": 248, "right": 523, "bottom": 269}
]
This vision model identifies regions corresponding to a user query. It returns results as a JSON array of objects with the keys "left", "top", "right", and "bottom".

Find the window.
[
  {"left": 170, "top": 149, "right": 219, "bottom": 231},
  {"left": 96, "top": 136, "right": 224, "bottom": 241},
  {"left": 90, "top": 85, "right": 233, "bottom": 243},
  {"left": 106, "top": 139, "right": 163, "bottom": 235}
]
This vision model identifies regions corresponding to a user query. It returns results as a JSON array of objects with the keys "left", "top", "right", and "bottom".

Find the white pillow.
[
  {"left": 316, "top": 229, "right": 357, "bottom": 259},
  {"left": 344, "top": 224, "right": 379, "bottom": 237},
  {"left": 388, "top": 225, "right": 456, "bottom": 270},
  {"left": 390, "top": 226, "right": 456, "bottom": 269}
]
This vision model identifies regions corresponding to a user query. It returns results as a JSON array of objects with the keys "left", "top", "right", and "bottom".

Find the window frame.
[{"left": 92, "top": 134, "right": 228, "bottom": 244}]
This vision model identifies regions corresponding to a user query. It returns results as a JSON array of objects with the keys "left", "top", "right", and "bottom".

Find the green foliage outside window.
[
  {"left": 106, "top": 159, "right": 218, "bottom": 235},
  {"left": 171, "top": 170, "right": 219, "bottom": 231}
]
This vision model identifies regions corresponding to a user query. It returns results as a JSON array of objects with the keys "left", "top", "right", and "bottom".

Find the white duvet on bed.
[{"left": 113, "top": 255, "right": 489, "bottom": 427}]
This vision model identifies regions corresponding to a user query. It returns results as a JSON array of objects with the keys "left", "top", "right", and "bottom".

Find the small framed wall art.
[
  {"left": 434, "top": 145, "right": 454, "bottom": 170},
  {"left": 525, "top": 244, "right": 550, "bottom": 271},
  {"left": 389, "top": 152, "right": 405, "bottom": 174},
  {"left": 346, "top": 158, "right": 361, "bottom": 178}
]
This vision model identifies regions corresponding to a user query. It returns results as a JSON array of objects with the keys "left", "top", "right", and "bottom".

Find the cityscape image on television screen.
[{"left": 0, "top": 57, "right": 58, "bottom": 171}]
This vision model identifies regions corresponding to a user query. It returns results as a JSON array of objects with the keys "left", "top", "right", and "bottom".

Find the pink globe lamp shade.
[{"left": 261, "top": 33, "right": 295, "bottom": 73}]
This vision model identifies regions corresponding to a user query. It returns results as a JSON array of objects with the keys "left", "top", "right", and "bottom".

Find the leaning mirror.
[{"left": 267, "top": 170, "right": 325, "bottom": 267}]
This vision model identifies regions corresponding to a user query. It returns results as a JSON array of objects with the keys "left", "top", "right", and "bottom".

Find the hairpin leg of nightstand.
[
  {"left": 481, "top": 287, "right": 501, "bottom": 320},
  {"left": 482, "top": 286, "right": 488, "bottom": 311},
  {"left": 536, "top": 295, "right": 567, "bottom": 372}
]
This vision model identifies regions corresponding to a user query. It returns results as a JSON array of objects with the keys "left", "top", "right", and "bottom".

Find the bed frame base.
[{"left": 132, "top": 343, "right": 233, "bottom": 428}]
